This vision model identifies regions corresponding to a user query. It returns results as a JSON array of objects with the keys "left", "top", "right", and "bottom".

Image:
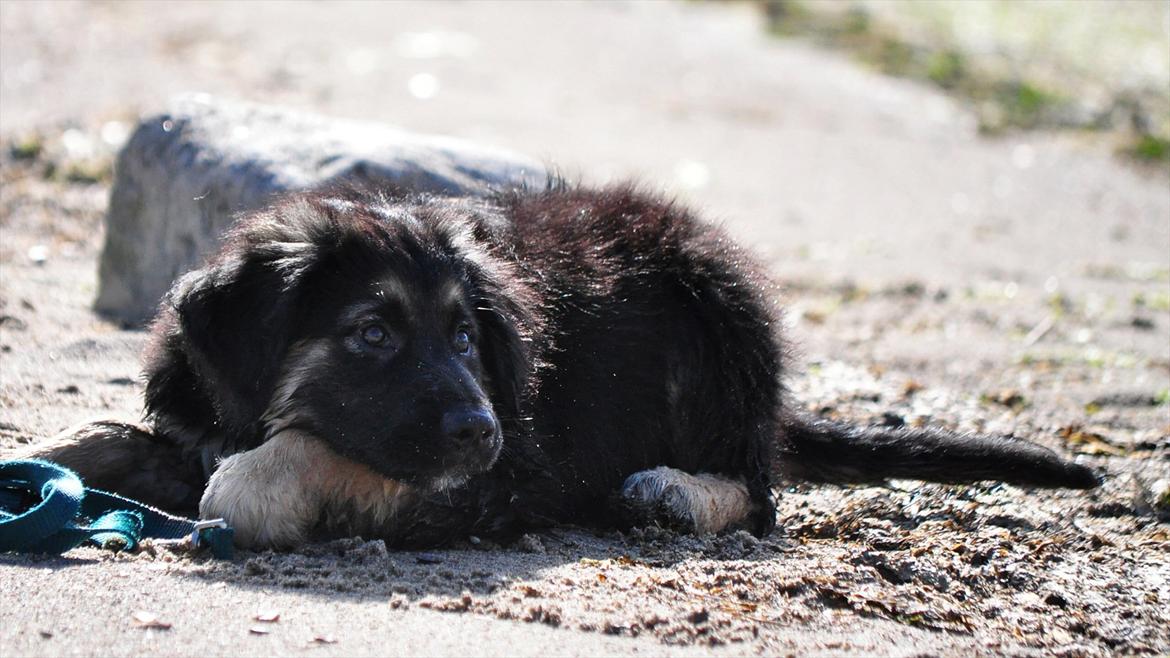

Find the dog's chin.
[
  {"left": 395, "top": 447, "right": 501, "bottom": 493},
  {"left": 420, "top": 471, "right": 473, "bottom": 493},
  {"left": 409, "top": 463, "right": 485, "bottom": 493}
]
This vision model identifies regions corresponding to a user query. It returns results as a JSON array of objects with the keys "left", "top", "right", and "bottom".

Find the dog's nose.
[{"left": 440, "top": 408, "right": 498, "bottom": 446}]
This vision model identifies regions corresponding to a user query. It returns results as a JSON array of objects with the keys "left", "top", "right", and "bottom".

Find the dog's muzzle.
[{"left": 422, "top": 406, "right": 502, "bottom": 491}]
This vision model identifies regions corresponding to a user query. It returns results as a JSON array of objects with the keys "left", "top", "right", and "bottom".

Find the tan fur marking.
[
  {"left": 374, "top": 276, "right": 412, "bottom": 314},
  {"left": 261, "top": 339, "right": 333, "bottom": 435},
  {"left": 621, "top": 466, "right": 752, "bottom": 534},
  {"left": 200, "top": 430, "right": 409, "bottom": 549},
  {"left": 440, "top": 279, "right": 465, "bottom": 309}
]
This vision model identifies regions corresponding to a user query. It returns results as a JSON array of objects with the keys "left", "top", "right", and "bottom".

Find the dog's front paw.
[
  {"left": 614, "top": 467, "right": 752, "bottom": 534},
  {"left": 199, "top": 432, "right": 324, "bottom": 549}
]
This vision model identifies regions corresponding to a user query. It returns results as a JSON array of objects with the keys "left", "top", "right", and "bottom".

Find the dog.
[{"left": 26, "top": 184, "right": 1099, "bottom": 549}]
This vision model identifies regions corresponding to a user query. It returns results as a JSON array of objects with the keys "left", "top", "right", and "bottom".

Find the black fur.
[
  {"left": 49, "top": 184, "right": 1097, "bottom": 546},
  {"left": 776, "top": 415, "right": 1100, "bottom": 489}
]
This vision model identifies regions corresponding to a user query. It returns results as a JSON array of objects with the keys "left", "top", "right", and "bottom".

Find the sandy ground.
[{"left": 1, "top": 2, "right": 1168, "bottom": 656}]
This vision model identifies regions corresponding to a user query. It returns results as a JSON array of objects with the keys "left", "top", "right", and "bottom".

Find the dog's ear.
[
  {"left": 168, "top": 235, "right": 318, "bottom": 437},
  {"left": 466, "top": 263, "right": 540, "bottom": 424}
]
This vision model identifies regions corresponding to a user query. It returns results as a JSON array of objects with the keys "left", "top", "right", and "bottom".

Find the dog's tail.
[{"left": 776, "top": 414, "right": 1100, "bottom": 489}]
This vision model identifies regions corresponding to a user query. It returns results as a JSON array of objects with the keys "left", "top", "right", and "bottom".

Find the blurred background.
[{"left": 0, "top": 0, "right": 1167, "bottom": 441}]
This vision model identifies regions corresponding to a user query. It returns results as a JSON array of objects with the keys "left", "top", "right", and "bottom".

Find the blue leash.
[{"left": 0, "top": 459, "right": 233, "bottom": 559}]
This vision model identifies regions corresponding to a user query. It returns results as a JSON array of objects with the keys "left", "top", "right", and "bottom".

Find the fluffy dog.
[{"left": 29, "top": 184, "right": 1099, "bottom": 548}]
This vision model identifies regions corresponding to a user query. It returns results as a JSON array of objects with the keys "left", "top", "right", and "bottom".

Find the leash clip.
[{"left": 190, "top": 518, "right": 228, "bottom": 547}]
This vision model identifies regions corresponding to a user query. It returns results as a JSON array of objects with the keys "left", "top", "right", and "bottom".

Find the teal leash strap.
[
  {"left": 78, "top": 487, "right": 234, "bottom": 558},
  {"left": 0, "top": 459, "right": 233, "bottom": 559},
  {"left": 0, "top": 460, "right": 117, "bottom": 553}
]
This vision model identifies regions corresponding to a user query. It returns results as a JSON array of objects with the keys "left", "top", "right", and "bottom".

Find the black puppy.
[{"left": 29, "top": 184, "right": 1098, "bottom": 548}]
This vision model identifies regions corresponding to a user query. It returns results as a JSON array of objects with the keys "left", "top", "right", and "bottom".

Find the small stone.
[
  {"left": 27, "top": 245, "right": 48, "bottom": 265},
  {"left": 350, "top": 539, "right": 389, "bottom": 561},
  {"left": 1013, "top": 591, "right": 1044, "bottom": 610},
  {"left": 1043, "top": 591, "right": 1069, "bottom": 608},
  {"left": 1151, "top": 479, "right": 1170, "bottom": 513},
  {"left": 1131, "top": 316, "right": 1155, "bottom": 330},
  {"left": 516, "top": 534, "right": 546, "bottom": 554}
]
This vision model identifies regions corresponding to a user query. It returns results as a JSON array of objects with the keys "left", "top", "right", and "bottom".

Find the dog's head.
[{"left": 163, "top": 192, "right": 538, "bottom": 490}]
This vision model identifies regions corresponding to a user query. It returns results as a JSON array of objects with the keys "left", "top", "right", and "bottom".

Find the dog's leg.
[
  {"left": 199, "top": 430, "right": 411, "bottom": 549},
  {"left": 10, "top": 420, "right": 204, "bottom": 512},
  {"left": 199, "top": 431, "right": 326, "bottom": 549},
  {"left": 613, "top": 466, "right": 753, "bottom": 534}
]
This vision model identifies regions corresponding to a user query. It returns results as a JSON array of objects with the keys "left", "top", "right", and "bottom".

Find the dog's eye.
[
  {"left": 360, "top": 323, "right": 391, "bottom": 347},
  {"left": 454, "top": 328, "right": 474, "bottom": 355}
]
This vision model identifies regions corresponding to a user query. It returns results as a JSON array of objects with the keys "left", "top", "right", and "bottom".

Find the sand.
[{"left": 1, "top": 2, "right": 1168, "bottom": 656}]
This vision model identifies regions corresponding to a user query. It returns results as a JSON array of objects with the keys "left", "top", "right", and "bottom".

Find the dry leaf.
[
  {"left": 131, "top": 611, "right": 172, "bottom": 630},
  {"left": 254, "top": 609, "right": 280, "bottom": 623},
  {"left": 312, "top": 635, "right": 338, "bottom": 645},
  {"left": 984, "top": 388, "right": 1027, "bottom": 409},
  {"left": 1058, "top": 425, "right": 1125, "bottom": 456},
  {"left": 249, "top": 626, "right": 271, "bottom": 635}
]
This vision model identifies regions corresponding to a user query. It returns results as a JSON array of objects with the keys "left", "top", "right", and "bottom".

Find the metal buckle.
[{"left": 190, "top": 518, "right": 228, "bottom": 547}]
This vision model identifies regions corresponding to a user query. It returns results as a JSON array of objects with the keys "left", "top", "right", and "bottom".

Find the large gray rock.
[{"left": 95, "top": 94, "right": 546, "bottom": 325}]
